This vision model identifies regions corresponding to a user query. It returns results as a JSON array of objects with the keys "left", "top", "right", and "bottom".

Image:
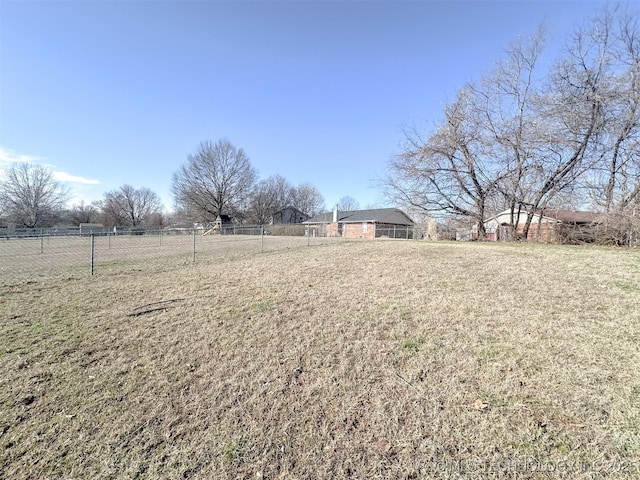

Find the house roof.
[
  {"left": 272, "top": 206, "right": 307, "bottom": 215},
  {"left": 542, "top": 210, "right": 602, "bottom": 224},
  {"left": 304, "top": 208, "right": 414, "bottom": 226},
  {"left": 487, "top": 209, "right": 602, "bottom": 225}
]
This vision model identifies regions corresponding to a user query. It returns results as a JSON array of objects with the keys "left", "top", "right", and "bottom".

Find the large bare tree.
[
  {"left": 0, "top": 163, "right": 69, "bottom": 228},
  {"left": 99, "top": 185, "right": 163, "bottom": 227},
  {"left": 246, "top": 175, "right": 293, "bottom": 225},
  {"left": 575, "top": 8, "right": 640, "bottom": 244},
  {"left": 512, "top": 11, "right": 611, "bottom": 238},
  {"left": 584, "top": 14, "right": 640, "bottom": 194},
  {"left": 385, "top": 87, "right": 503, "bottom": 238},
  {"left": 472, "top": 27, "right": 546, "bottom": 239},
  {"left": 385, "top": 6, "right": 640, "bottom": 241},
  {"left": 171, "top": 139, "right": 257, "bottom": 223}
]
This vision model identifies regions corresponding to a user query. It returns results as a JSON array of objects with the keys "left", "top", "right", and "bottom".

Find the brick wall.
[
  {"left": 327, "top": 222, "right": 340, "bottom": 237},
  {"left": 309, "top": 222, "right": 411, "bottom": 239},
  {"left": 518, "top": 222, "right": 554, "bottom": 242},
  {"left": 342, "top": 222, "right": 375, "bottom": 239},
  {"left": 323, "top": 222, "right": 376, "bottom": 238}
]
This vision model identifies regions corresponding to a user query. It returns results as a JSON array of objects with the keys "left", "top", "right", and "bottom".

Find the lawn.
[{"left": 1, "top": 240, "right": 639, "bottom": 479}]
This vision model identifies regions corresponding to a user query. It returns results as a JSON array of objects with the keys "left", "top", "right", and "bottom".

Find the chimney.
[{"left": 333, "top": 204, "right": 338, "bottom": 223}]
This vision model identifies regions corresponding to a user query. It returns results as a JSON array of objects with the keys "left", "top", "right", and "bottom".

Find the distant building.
[
  {"left": 271, "top": 206, "right": 309, "bottom": 225},
  {"left": 304, "top": 206, "right": 415, "bottom": 239},
  {"left": 215, "top": 214, "right": 233, "bottom": 226},
  {"left": 479, "top": 209, "right": 602, "bottom": 243}
]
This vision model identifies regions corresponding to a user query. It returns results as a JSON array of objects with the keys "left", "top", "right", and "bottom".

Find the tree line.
[
  {"left": 0, "top": 139, "right": 325, "bottom": 229},
  {"left": 384, "top": 5, "right": 640, "bottom": 244},
  {"left": 171, "top": 139, "right": 324, "bottom": 225}
]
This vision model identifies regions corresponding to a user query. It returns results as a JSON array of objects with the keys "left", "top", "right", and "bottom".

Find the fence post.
[
  {"left": 40, "top": 230, "right": 44, "bottom": 254},
  {"left": 192, "top": 229, "right": 196, "bottom": 263},
  {"left": 90, "top": 234, "right": 95, "bottom": 275},
  {"left": 406, "top": 226, "right": 409, "bottom": 240},
  {"left": 261, "top": 226, "right": 264, "bottom": 253}
]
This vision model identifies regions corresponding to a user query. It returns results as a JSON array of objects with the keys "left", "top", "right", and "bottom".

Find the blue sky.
[{"left": 0, "top": 0, "right": 610, "bottom": 212}]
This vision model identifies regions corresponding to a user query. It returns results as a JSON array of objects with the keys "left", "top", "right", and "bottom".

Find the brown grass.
[{"left": 1, "top": 240, "right": 639, "bottom": 479}]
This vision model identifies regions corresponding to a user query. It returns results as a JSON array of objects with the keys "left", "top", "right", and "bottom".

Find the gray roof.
[
  {"left": 303, "top": 208, "right": 414, "bottom": 226},
  {"left": 542, "top": 210, "right": 602, "bottom": 224}
]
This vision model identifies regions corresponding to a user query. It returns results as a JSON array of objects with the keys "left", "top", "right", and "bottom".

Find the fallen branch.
[{"left": 127, "top": 297, "right": 193, "bottom": 317}]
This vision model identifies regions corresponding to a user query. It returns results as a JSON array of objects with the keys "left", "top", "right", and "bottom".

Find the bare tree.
[
  {"left": 338, "top": 195, "right": 360, "bottom": 212},
  {"left": 385, "top": 87, "right": 503, "bottom": 239},
  {"left": 512, "top": 11, "right": 611, "bottom": 238},
  {"left": 576, "top": 7, "right": 640, "bottom": 244},
  {"left": 145, "top": 211, "right": 166, "bottom": 228},
  {"left": 290, "top": 183, "right": 325, "bottom": 217},
  {"left": 171, "top": 139, "right": 257, "bottom": 223},
  {"left": 164, "top": 207, "right": 194, "bottom": 228},
  {"left": 474, "top": 27, "right": 547, "bottom": 239},
  {"left": 582, "top": 10, "right": 640, "bottom": 208},
  {"left": 0, "top": 163, "right": 69, "bottom": 228},
  {"left": 99, "top": 185, "right": 163, "bottom": 227},
  {"left": 385, "top": 7, "right": 638, "bottom": 241},
  {"left": 484, "top": 9, "right": 633, "bottom": 239},
  {"left": 246, "top": 175, "right": 293, "bottom": 224},
  {"left": 67, "top": 200, "right": 101, "bottom": 225}
]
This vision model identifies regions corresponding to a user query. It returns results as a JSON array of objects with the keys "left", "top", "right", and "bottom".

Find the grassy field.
[{"left": 1, "top": 239, "right": 639, "bottom": 479}]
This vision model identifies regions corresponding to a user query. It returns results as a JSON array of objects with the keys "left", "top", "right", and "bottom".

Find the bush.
[
  {"left": 268, "top": 224, "right": 306, "bottom": 236},
  {"left": 592, "top": 212, "right": 640, "bottom": 246}
]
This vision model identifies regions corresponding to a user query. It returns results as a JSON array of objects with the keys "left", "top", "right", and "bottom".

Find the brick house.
[
  {"left": 303, "top": 206, "right": 415, "bottom": 239},
  {"left": 480, "top": 209, "right": 602, "bottom": 243}
]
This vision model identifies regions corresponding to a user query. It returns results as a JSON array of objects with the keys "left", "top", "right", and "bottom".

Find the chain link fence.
[
  {"left": 0, "top": 224, "right": 427, "bottom": 284},
  {"left": 374, "top": 225, "right": 425, "bottom": 239}
]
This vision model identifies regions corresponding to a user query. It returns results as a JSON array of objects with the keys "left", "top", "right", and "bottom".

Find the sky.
[{"left": 0, "top": 0, "right": 614, "bottom": 213}]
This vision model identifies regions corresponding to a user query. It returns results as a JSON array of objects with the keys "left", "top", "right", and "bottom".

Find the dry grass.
[{"left": 1, "top": 240, "right": 639, "bottom": 479}]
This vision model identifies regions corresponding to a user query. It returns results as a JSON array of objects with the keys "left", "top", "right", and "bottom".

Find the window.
[{"left": 362, "top": 222, "right": 368, "bottom": 233}]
